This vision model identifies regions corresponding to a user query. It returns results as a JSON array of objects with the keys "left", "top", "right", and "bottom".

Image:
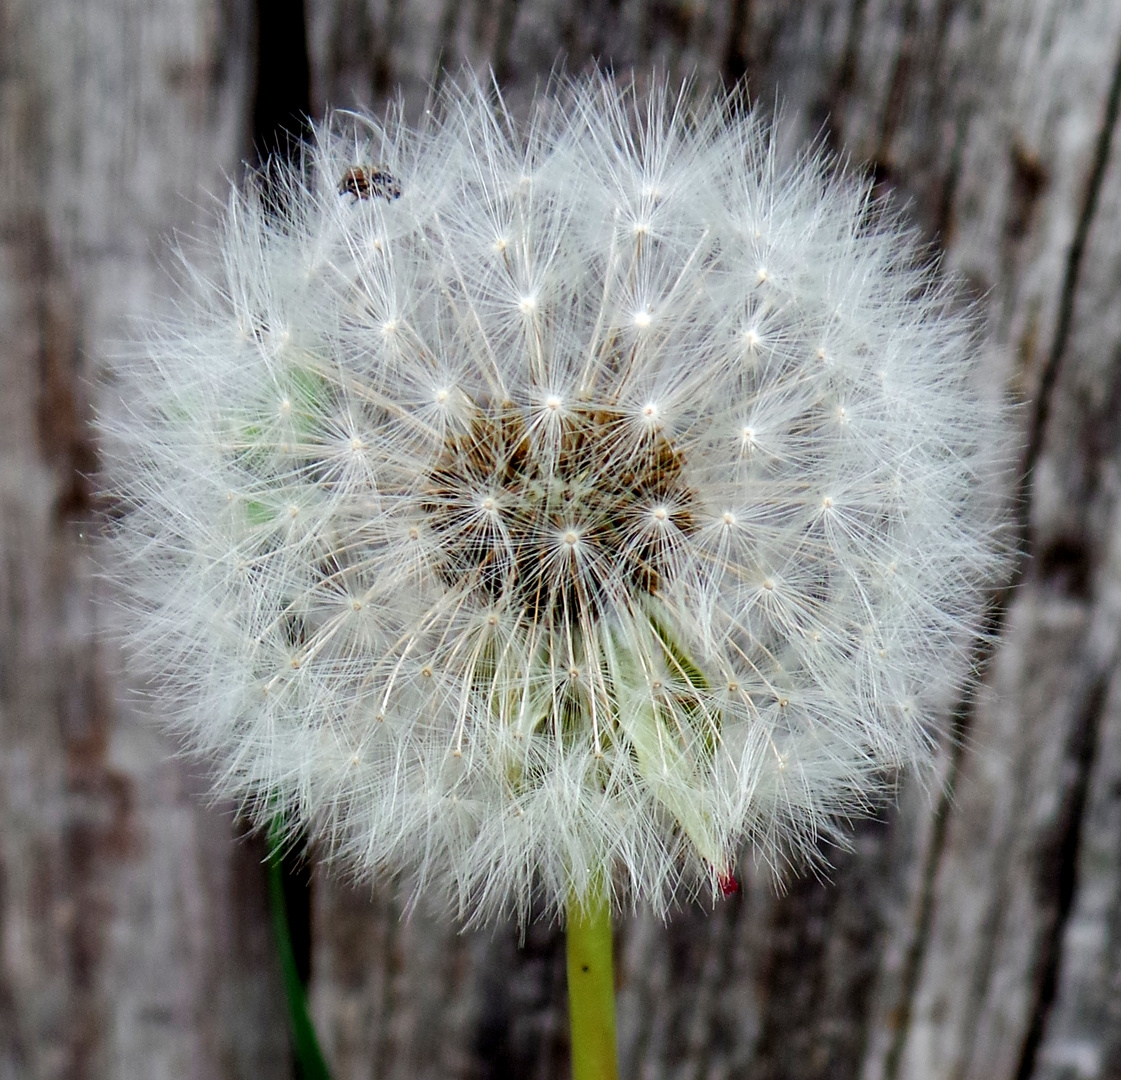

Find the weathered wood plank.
[
  {"left": 0, "top": 1, "right": 291, "bottom": 1077},
  {"left": 4, "top": 0, "right": 1121, "bottom": 1076}
]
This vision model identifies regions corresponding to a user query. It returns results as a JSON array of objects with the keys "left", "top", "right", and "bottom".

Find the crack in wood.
[
  {"left": 1013, "top": 670, "right": 1111, "bottom": 1080},
  {"left": 721, "top": 0, "right": 753, "bottom": 88},
  {"left": 488, "top": 0, "right": 521, "bottom": 87},
  {"left": 249, "top": 6, "right": 314, "bottom": 1076},
  {"left": 1021, "top": 32, "right": 1121, "bottom": 547},
  {"left": 252, "top": 0, "right": 311, "bottom": 167}
]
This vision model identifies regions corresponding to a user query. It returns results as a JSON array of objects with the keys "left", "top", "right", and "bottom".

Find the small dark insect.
[{"left": 338, "top": 165, "right": 402, "bottom": 202}]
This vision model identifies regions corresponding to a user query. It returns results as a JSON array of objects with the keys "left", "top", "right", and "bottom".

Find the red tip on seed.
[{"left": 718, "top": 870, "right": 739, "bottom": 897}]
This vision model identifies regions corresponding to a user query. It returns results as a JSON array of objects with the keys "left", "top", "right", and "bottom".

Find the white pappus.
[{"left": 99, "top": 73, "right": 1007, "bottom": 923}]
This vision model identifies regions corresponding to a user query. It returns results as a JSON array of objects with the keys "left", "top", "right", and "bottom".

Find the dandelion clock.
[{"left": 99, "top": 73, "right": 1006, "bottom": 1079}]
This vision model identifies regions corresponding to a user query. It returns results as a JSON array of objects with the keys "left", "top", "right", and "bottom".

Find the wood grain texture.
[
  {"left": 0, "top": 1, "right": 290, "bottom": 1077},
  {"left": 3, "top": 0, "right": 1121, "bottom": 1077}
]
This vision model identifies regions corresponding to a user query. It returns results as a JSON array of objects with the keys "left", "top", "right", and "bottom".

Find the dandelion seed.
[{"left": 99, "top": 73, "right": 1007, "bottom": 925}]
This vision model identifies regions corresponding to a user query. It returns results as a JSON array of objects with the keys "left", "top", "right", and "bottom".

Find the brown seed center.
[{"left": 421, "top": 402, "right": 696, "bottom": 624}]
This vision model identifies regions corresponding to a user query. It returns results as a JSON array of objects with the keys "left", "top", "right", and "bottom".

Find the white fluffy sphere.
[{"left": 101, "top": 75, "right": 1005, "bottom": 921}]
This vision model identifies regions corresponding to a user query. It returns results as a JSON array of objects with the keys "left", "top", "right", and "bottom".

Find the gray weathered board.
[{"left": 2, "top": 0, "right": 1120, "bottom": 1077}]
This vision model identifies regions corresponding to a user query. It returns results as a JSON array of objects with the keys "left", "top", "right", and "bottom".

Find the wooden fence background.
[{"left": 3, "top": 0, "right": 1121, "bottom": 1077}]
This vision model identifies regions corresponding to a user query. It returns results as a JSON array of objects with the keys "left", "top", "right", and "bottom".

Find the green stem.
[
  {"left": 566, "top": 888, "right": 619, "bottom": 1080},
  {"left": 267, "top": 818, "right": 333, "bottom": 1080}
]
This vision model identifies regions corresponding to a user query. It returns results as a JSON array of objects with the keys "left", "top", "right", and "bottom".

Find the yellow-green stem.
[{"left": 566, "top": 889, "right": 619, "bottom": 1080}]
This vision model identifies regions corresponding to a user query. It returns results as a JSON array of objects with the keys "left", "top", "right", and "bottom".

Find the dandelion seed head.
[{"left": 99, "top": 73, "right": 1008, "bottom": 923}]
